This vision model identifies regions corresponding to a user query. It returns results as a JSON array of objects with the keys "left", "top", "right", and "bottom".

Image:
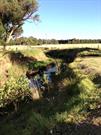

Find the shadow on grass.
[
  {"left": 48, "top": 121, "right": 101, "bottom": 135},
  {"left": 1, "top": 100, "right": 101, "bottom": 135},
  {"left": 9, "top": 51, "right": 37, "bottom": 64},
  {"left": 46, "top": 48, "right": 101, "bottom": 63},
  {"left": 25, "top": 66, "right": 81, "bottom": 118},
  {"left": 6, "top": 51, "right": 47, "bottom": 69},
  {"left": 93, "top": 74, "right": 101, "bottom": 88},
  {"left": 49, "top": 104, "right": 101, "bottom": 135}
]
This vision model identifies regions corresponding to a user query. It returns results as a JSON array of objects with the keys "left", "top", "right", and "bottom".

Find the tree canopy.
[{"left": 0, "top": 0, "right": 38, "bottom": 43}]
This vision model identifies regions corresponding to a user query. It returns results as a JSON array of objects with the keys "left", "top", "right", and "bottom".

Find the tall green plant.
[{"left": 0, "top": 75, "right": 29, "bottom": 108}]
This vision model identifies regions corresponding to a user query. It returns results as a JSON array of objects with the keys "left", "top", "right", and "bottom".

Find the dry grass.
[{"left": 75, "top": 57, "right": 101, "bottom": 75}]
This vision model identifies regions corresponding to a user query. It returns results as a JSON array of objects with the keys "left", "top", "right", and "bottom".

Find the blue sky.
[{"left": 22, "top": 0, "right": 101, "bottom": 39}]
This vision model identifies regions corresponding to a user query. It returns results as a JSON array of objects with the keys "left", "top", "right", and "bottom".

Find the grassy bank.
[{"left": 0, "top": 48, "right": 101, "bottom": 135}]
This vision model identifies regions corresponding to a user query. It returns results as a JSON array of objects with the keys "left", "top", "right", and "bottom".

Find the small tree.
[{"left": 0, "top": 0, "right": 39, "bottom": 46}]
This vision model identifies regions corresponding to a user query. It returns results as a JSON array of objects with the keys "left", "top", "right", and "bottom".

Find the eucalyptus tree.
[{"left": 0, "top": 0, "right": 39, "bottom": 45}]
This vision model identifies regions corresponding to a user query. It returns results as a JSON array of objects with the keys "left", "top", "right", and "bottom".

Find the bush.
[{"left": 0, "top": 75, "right": 30, "bottom": 108}]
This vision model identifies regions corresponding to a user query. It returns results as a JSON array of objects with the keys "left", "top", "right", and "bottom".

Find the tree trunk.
[
  {"left": 6, "top": 35, "right": 12, "bottom": 44},
  {"left": 6, "top": 29, "right": 14, "bottom": 44},
  {"left": 3, "top": 28, "right": 14, "bottom": 50}
]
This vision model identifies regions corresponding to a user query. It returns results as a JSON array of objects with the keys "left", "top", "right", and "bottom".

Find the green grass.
[
  {"left": 1, "top": 61, "right": 101, "bottom": 135},
  {"left": 0, "top": 49, "right": 101, "bottom": 135},
  {"left": 21, "top": 48, "right": 42, "bottom": 57}
]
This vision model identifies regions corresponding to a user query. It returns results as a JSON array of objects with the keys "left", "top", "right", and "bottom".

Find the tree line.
[
  {"left": 58, "top": 38, "right": 101, "bottom": 44},
  {"left": 3, "top": 37, "right": 101, "bottom": 45},
  {"left": 0, "top": 36, "right": 101, "bottom": 45}
]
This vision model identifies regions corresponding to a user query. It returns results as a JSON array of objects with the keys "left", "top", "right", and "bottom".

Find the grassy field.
[
  {"left": 0, "top": 43, "right": 101, "bottom": 50},
  {"left": 0, "top": 47, "right": 101, "bottom": 135}
]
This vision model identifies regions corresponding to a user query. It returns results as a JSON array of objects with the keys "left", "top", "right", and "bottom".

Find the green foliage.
[
  {"left": 0, "top": 75, "right": 29, "bottom": 107},
  {"left": 28, "top": 61, "right": 47, "bottom": 70},
  {"left": 0, "top": 0, "right": 38, "bottom": 43}
]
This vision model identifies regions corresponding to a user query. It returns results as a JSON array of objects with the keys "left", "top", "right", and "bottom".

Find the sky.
[{"left": 22, "top": 0, "right": 101, "bottom": 39}]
